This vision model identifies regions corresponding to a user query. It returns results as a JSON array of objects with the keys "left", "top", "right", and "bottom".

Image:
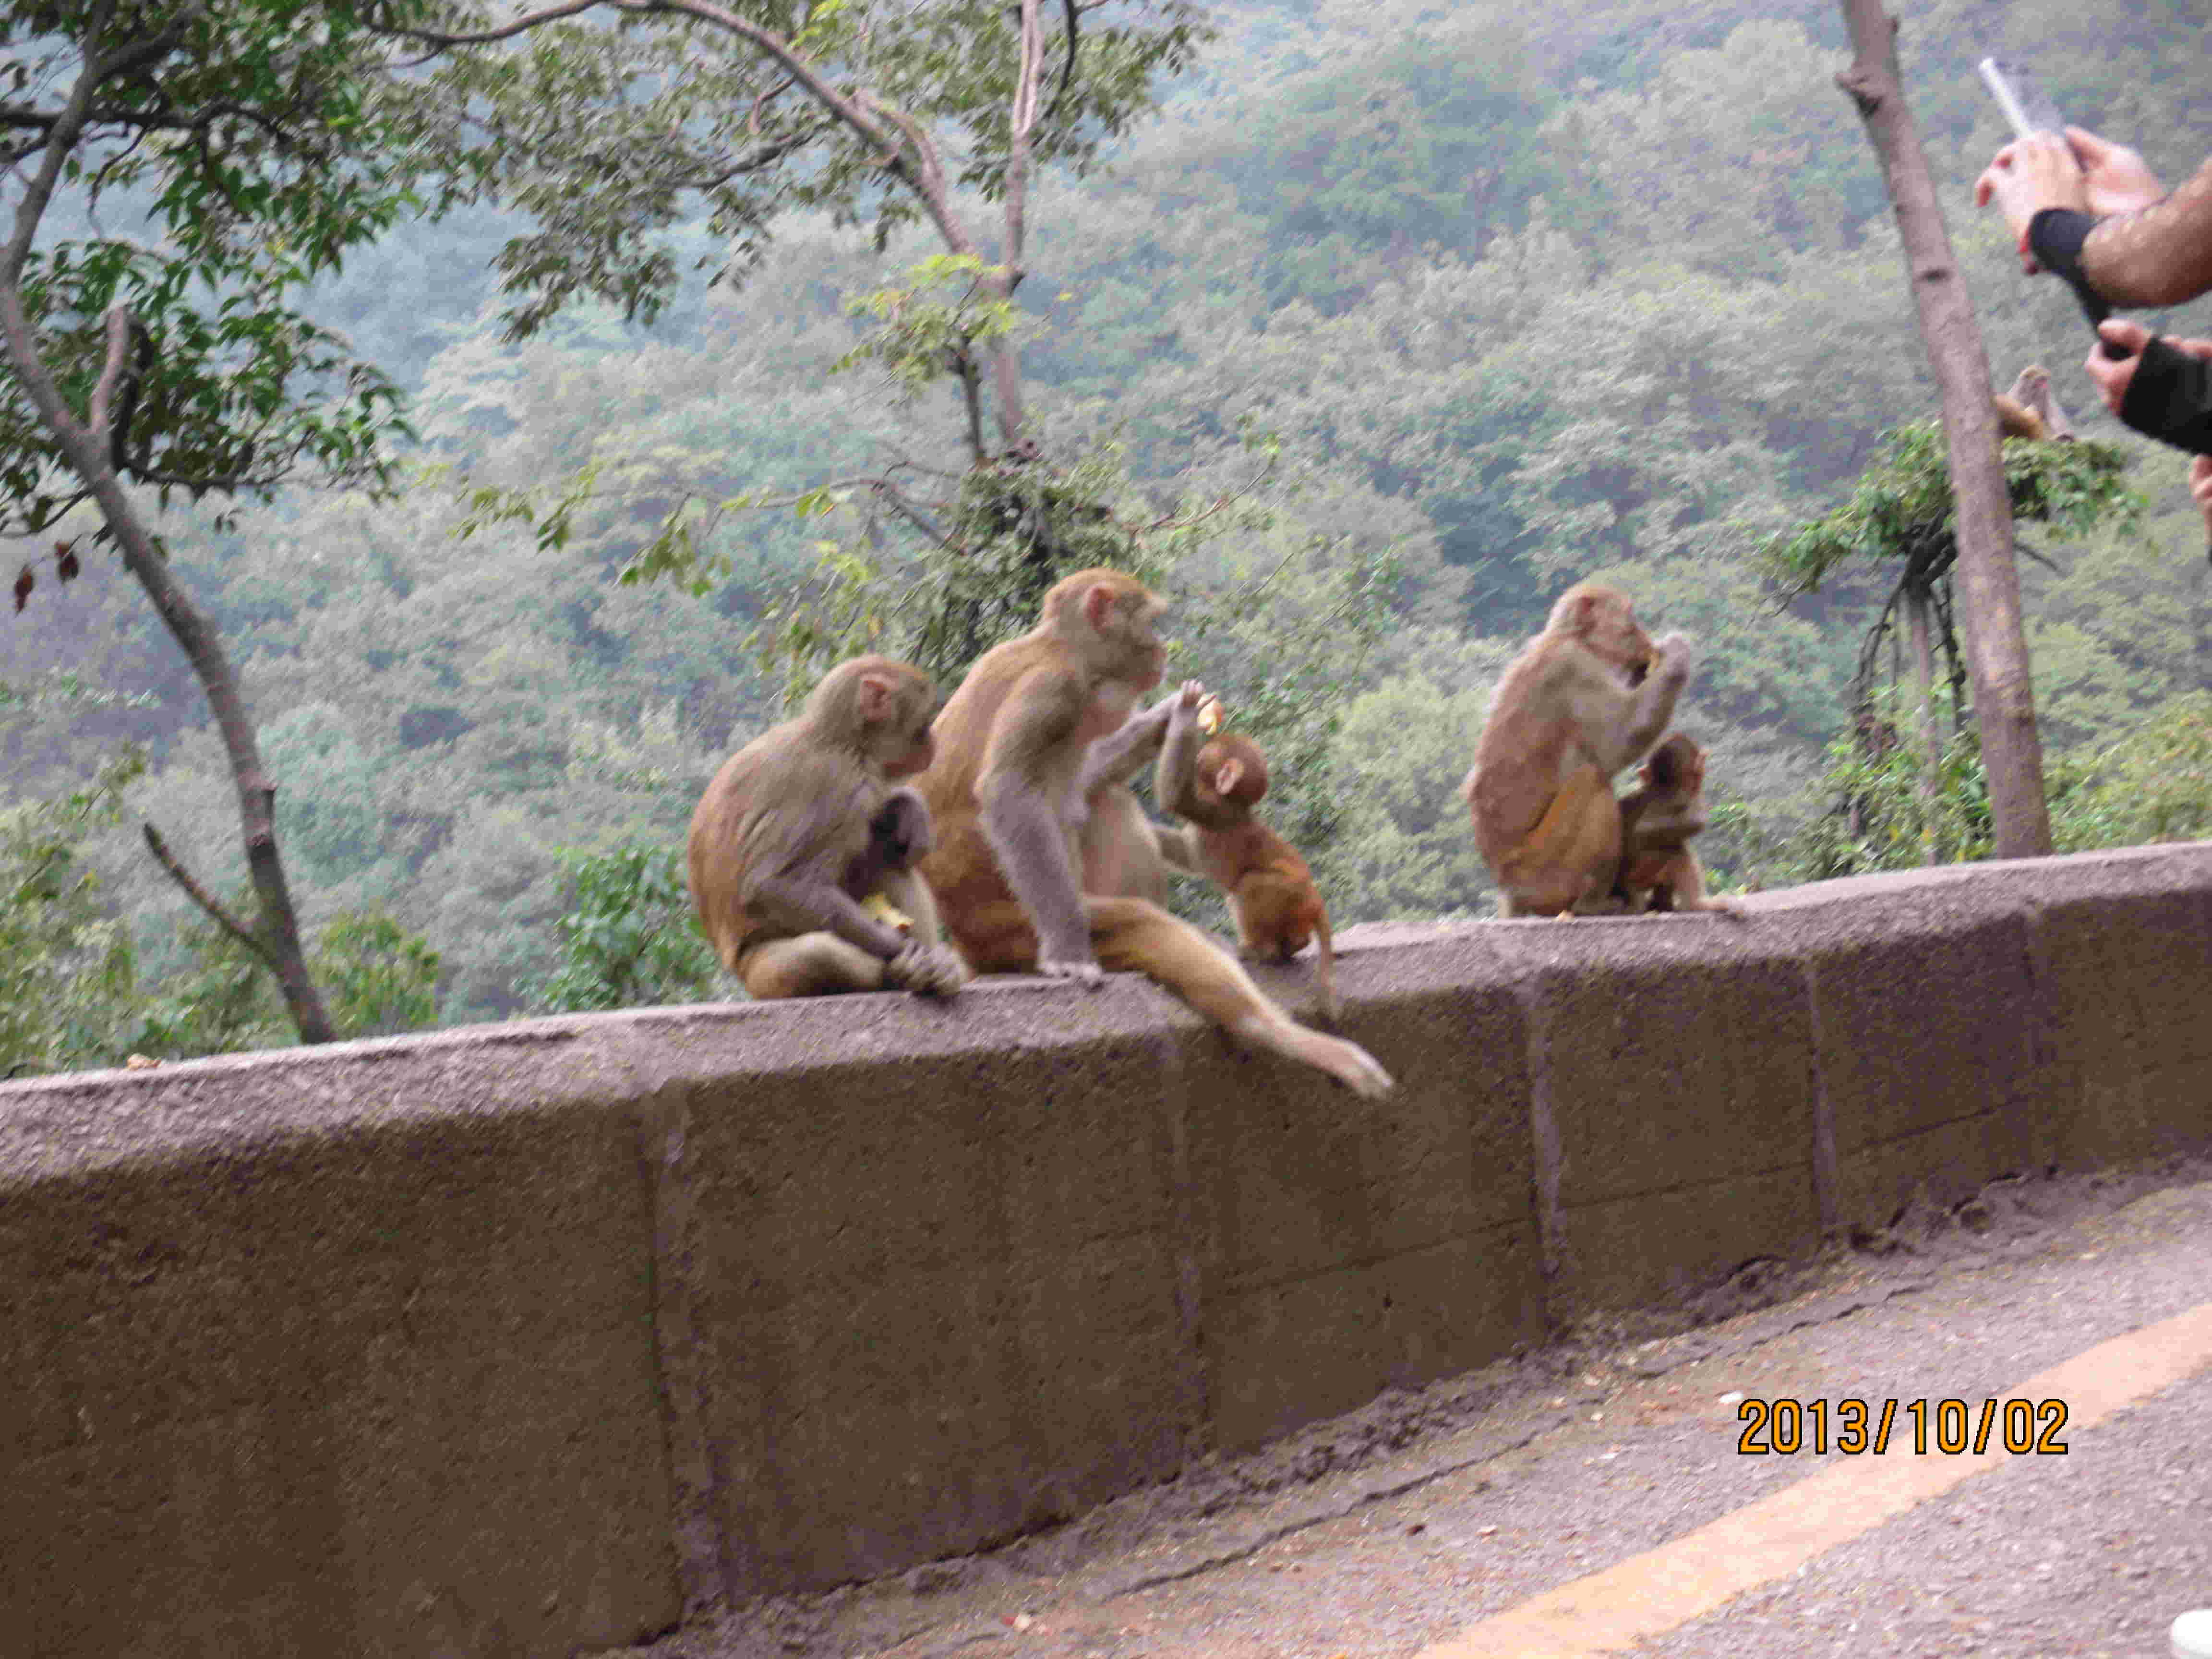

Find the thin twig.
[
  {"left": 142, "top": 822, "right": 277, "bottom": 969},
  {"left": 1040, "top": 0, "right": 1079, "bottom": 128}
]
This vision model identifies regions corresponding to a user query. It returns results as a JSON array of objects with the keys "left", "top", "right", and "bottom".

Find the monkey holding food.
[
  {"left": 1462, "top": 580, "right": 1692, "bottom": 918},
  {"left": 688, "top": 655, "right": 970, "bottom": 999},
  {"left": 1154, "top": 686, "right": 1339, "bottom": 1018},
  {"left": 916, "top": 568, "right": 1392, "bottom": 1097}
]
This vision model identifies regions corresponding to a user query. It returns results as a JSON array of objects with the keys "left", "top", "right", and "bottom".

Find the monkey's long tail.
[
  {"left": 1312, "top": 907, "right": 1341, "bottom": 1024},
  {"left": 1086, "top": 896, "right": 1391, "bottom": 1098}
]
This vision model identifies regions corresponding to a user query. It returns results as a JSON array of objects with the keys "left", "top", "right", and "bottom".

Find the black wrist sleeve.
[
  {"left": 2028, "top": 208, "right": 2111, "bottom": 325},
  {"left": 2119, "top": 338, "right": 2212, "bottom": 455}
]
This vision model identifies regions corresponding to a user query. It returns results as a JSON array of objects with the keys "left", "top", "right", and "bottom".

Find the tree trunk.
[
  {"left": 0, "top": 292, "right": 336, "bottom": 1045},
  {"left": 1836, "top": 0, "right": 2053, "bottom": 858},
  {"left": 108, "top": 511, "right": 336, "bottom": 1043},
  {"left": 1905, "top": 587, "right": 1942, "bottom": 863}
]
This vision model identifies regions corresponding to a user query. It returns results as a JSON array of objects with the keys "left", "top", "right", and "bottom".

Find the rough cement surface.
[
  {"left": 618, "top": 1154, "right": 2212, "bottom": 1659},
  {"left": 2, "top": 843, "right": 2210, "bottom": 1656},
  {"left": 0, "top": 1034, "right": 682, "bottom": 1659}
]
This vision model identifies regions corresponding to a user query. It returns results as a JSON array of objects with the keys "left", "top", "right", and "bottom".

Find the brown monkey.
[
  {"left": 1074, "top": 691, "right": 1200, "bottom": 906},
  {"left": 688, "top": 655, "right": 970, "bottom": 999},
  {"left": 1610, "top": 733, "right": 1735, "bottom": 914},
  {"left": 1996, "top": 364, "right": 2075, "bottom": 442},
  {"left": 917, "top": 570, "right": 1392, "bottom": 1097},
  {"left": 1462, "top": 581, "right": 1692, "bottom": 918},
  {"left": 1155, "top": 686, "right": 1339, "bottom": 1019}
]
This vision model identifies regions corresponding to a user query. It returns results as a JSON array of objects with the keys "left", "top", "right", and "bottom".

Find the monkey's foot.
[
  {"left": 886, "top": 942, "right": 970, "bottom": 998},
  {"left": 1037, "top": 955, "right": 1107, "bottom": 989},
  {"left": 1323, "top": 1038, "right": 1395, "bottom": 1099}
]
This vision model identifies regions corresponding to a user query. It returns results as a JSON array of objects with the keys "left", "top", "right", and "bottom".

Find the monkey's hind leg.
[
  {"left": 1087, "top": 896, "right": 1391, "bottom": 1098},
  {"left": 1493, "top": 764, "right": 1619, "bottom": 919},
  {"left": 1661, "top": 851, "right": 1744, "bottom": 918},
  {"left": 738, "top": 934, "right": 890, "bottom": 999}
]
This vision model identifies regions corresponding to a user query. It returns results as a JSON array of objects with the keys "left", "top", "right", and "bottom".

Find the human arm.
[
  {"left": 2086, "top": 324, "right": 2212, "bottom": 455},
  {"left": 1979, "top": 129, "right": 2212, "bottom": 308}
]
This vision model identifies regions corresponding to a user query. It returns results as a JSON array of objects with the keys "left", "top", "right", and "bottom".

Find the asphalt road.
[{"left": 628, "top": 1156, "right": 2212, "bottom": 1659}]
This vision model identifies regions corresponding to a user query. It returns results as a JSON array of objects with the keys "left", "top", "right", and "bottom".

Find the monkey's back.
[
  {"left": 914, "top": 633, "right": 1063, "bottom": 963},
  {"left": 688, "top": 720, "right": 878, "bottom": 967},
  {"left": 1465, "top": 640, "right": 1581, "bottom": 863}
]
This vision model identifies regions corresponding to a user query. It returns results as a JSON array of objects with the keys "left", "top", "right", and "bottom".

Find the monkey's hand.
[
  {"left": 885, "top": 941, "right": 970, "bottom": 998},
  {"left": 1076, "top": 687, "right": 1189, "bottom": 798},
  {"left": 1165, "top": 679, "right": 1213, "bottom": 740},
  {"left": 1651, "top": 631, "right": 1694, "bottom": 673}
]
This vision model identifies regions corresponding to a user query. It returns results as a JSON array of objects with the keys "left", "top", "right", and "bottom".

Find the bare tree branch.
[
  {"left": 370, "top": 0, "right": 609, "bottom": 48},
  {"left": 873, "top": 479, "right": 960, "bottom": 550},
  {"left": 2, "top": 3, "right": 114, "bottom": 289},
  {"left": 142, "top": 822, "right": 281, "bottom": 972},
  {"left": 1836, "top": 0, "right": 2051, "bottom": 857},
  {"left": 86, "top": 302, "right": 132, "bottom": 438},
  {"left": 1039, "top": 0, "right": 1079, "bottom": 130}
]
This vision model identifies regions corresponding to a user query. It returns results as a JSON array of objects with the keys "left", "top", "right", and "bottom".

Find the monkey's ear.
[
  {"left": 1213, "top": 757, "right": 1245, "bottom": 796},
  {"left": 856, "top": 673, "right": 897, "bottom": 722},
  {"left": 1082, "top": 581, "right": 1116, "bottom": 632}
]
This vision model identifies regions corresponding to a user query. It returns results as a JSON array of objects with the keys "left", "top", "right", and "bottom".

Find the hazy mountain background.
[{"left": 4, "top": 0, "right": 2207, "bottom": 1028}]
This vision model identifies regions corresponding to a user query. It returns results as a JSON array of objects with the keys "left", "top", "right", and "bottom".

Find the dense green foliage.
[
  {"left": 4, "top": 0, "right": 2210, "bottom": 1068},
  {"left": 528, "top": 845, "right": 719, "bottom": 1014}
]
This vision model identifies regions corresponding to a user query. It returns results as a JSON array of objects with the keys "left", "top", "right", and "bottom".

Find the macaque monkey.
[
  {"left": 688, "top": 655, "right": 970, "bottom": 999},
  {"left": 1609, "top": 733, "right": 1735, "bottom": 914},
  {"left": 1462, "top": 581, "right": 1691, "bottom": 918},
  {"left": 1155, "top": 687, "right": 1339, "bottom": 1019},
  {"left": 1995, "top": 364, "right": 2075, "bottom": 442},
  {"left": 1075, "top": 696, "right": 1200, "bottom": 907},
  {"left": 917, "top": 568, "right": 1392, "bottom": 1097}
]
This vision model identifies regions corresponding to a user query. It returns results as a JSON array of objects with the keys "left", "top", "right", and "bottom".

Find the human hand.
[
  {"left": 2090, "top": 326, "right": 2212, "bottom": 415},
  {"left": 2085, "top": 319, "right": 2153, "bottom": 414},
  {"left": 1975, "top": 132, "right": 2090, "bottom": 266},
  {"left": 2063, "top": 127, "right": 2164, "bottom": 216}
]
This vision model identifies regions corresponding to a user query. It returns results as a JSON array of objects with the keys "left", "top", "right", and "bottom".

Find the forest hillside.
[{"left": 2, "top": 0, "right": 2208, "bottom": 1057}]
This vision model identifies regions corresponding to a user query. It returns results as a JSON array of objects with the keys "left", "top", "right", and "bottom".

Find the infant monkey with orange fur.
[{"left": 1155, "top": 684, "right": 1340, "bottom": 1018}]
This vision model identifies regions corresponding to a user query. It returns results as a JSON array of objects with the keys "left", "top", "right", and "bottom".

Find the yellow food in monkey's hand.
[
  {"left": 862, "top": 892, "right": 914, "bottom": 934},
  {"left": 1198, "top": 697, "right": 1225, "bottom": 736}
]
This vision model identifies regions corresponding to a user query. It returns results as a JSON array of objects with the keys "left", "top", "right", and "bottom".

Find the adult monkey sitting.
[
  {"left": 917, "top": 568, "right": 1393, "bottom": 1098},
  {"left": 688, "top": 655, "right": 970, "bottom": 999},
  {"left": 1462, "top": 581, "right": 1692, "bottom": 917}
]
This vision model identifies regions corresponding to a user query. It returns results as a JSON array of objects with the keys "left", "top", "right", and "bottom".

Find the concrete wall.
[{"left": 3, "top": 844, "right": 2209, "bottom": 1657}]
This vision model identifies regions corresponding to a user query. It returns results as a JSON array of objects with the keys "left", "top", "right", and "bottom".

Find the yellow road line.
[{"left": 1418, "top": 1298, "right": 2212, "bottom": 1659}]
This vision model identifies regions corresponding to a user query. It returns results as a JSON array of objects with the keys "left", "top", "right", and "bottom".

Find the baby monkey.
[
  {"left": 1608, "top": 733, "right": 1735, "bottom": 914},
  {"left": 1156, "top": 685, "right": 1339, "bottom": 1018}
]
